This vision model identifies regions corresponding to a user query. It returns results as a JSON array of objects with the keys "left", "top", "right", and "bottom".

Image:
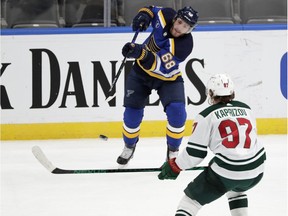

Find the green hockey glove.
[{"left": 158, "top": 158, "right": 181, "bottom": 180}]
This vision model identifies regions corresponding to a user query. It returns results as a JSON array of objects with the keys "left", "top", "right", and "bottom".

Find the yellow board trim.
[{"left": 0, "top": 118, "right": 287, "bottom": 140}]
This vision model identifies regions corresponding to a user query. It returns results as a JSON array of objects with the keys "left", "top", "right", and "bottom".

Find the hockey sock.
[
  {"left": 175, "top": 195, "right": 201, "bottom": 216},
  {"left": 165, "top": 102, "right": 187, "bottom": 150}
]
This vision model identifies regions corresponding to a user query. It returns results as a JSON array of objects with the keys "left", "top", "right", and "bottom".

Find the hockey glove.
[
  {"left": 122, "top": 42, "right": 147, "bottom": 60},
  {"left": 158, "top": 158, "right": 181, "bottom": 180},
  {"left": 132, "top": 11, "right": 152, "bottom": 31}
]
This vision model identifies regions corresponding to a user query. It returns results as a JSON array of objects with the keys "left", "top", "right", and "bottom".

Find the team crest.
[{"left": 126, "top": 90, "right": 135, "bottom": 97}]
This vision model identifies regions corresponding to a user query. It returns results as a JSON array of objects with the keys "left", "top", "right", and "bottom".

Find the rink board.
[{"left": 1, "top": 25, "right": 287, "bottom": 140}]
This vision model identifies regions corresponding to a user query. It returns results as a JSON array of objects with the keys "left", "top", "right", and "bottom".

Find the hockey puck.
[{"left": 99, "top": 134, "right": 108, "bottom": 141}]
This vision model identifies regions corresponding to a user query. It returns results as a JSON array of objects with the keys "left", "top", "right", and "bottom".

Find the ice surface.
[{"left": 1, "top": 135, "right": 287, "bottom": 216}]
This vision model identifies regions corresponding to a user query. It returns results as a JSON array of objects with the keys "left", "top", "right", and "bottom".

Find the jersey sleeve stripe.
[
  {"left": 158, "top": 10, "right": 166, "bottom": 27},
  {"left": 187, "top": 142, "right": 207, "bottom": 150},
  {"left": 186, "top": 142, "right": 208, "bottom": 158}
]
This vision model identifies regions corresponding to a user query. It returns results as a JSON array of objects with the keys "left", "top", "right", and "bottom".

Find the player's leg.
[
  {"left": 117, "top": 107, "right": 144, "bottom": 165},
  {"left": 176, "top": 168, "right": 227, "bottom": 215},
  {"left": 225, "top": 173, "right": 264, "bottom": 216},
  {"left": 117, "top": 69, "right": 151, "bottom": 165},
  {"left": 165, "top": 102, "right": 186, "bottom": 159},
  {"left": 158, "top": 79, "right": 186, "bottom": 160},
  {"left": 175, "top": 195, "right": 202, "bottom": 216}
]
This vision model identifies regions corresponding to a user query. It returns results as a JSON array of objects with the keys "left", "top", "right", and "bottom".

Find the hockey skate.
[
  {"left": 117, "top": 145, "right": 136, "bottom": 165},
  {"left": 166, "top": 147, "right": 179, "bottom": 161}
]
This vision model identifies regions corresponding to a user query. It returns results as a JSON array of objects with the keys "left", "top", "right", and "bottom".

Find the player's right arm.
[{"left": 175, "top": 114, "right": 209, "bottom": 170}]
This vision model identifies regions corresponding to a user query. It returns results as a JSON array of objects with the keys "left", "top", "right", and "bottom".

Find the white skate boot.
[{"left": 117, "top": 145, "right": 136, "bottom": 165}]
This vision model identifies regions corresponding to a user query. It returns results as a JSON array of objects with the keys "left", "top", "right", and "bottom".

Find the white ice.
[{"left": 1, "top": 135, "right": 287, "bottom": 216}]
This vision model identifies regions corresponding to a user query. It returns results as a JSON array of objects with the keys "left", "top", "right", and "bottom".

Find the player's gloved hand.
[
  {"left": 122, "top": 42, "right": 143, "bottom": 59},
  {"left": 132, "top": 11, "right": 152, "bottom": 32},
  {"left": 158, "top": 158, "right": 181, "bottom": 180}
]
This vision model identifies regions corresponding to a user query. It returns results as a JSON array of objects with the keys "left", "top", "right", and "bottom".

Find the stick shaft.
[
  {"left": 106, "top": 29, "right": 140, "bottom": 101},
  {"left": 32, "top": 145, "right": 206, "bottom": 175},
  {"left": 52, "top": 166, "right": 206, "bottom": 174}
]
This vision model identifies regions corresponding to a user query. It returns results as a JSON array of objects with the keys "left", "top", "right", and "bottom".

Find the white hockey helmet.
[{"left": 206, "top": 74, "right": 235, "bottom": 97}]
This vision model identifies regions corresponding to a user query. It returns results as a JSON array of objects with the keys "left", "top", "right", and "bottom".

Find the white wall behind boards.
[{"left": 1, "top": 28, "right": 287, "bottom": 125}]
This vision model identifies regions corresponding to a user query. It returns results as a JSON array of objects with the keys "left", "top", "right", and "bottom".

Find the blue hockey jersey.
[{"left": 134, "top": 6, "right": 194, "bottom": 81}]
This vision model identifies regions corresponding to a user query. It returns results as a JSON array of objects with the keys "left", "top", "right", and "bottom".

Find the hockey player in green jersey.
[{"left": 158, "top": 74, "right": 266, "bottom": 216}]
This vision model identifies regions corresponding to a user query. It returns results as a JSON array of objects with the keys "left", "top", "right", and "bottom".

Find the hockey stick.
[
  {"left": 105, "top": 29, "right": 141, "bottom": 102},
  {"left": 32, "top": 146, "right": 206, "bottom": 174}
]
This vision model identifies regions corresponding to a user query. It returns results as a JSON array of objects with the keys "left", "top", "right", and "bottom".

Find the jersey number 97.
[{"left": 218, "top": 118, "right": 252, "bottom": 149}]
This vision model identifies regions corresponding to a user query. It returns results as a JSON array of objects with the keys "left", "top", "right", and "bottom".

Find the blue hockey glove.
[
  {"left": 122, "top": 42, "right": 145, "bottom": 59},
  {"left": 132, "top": 11, "right": 152, "bottom": 31},
  {"left": 158, "top": 158, "right": 181, "bottom": 180}
]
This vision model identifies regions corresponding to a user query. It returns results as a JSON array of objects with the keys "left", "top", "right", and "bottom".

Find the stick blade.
[{"left": 32, "top": 146, "right": 56, "bottom": 173}]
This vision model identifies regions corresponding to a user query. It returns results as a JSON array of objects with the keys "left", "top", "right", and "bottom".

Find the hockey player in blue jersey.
[{"left": 117, "top": 6, "right": 199, "bottom": 165}]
